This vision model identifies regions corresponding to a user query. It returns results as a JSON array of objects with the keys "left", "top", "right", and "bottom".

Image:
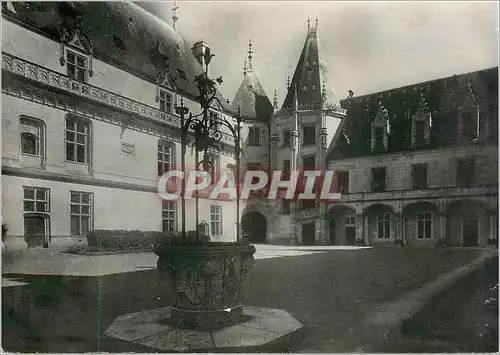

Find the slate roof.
[
  {"left": 230, "top": 70, "right": 274, "bottom": 123},
  {"left": 327, "top": 67, "right": 498, "bottom": 160},
  {"left": 281, "top": 25, "right": 340, "bottom": 111},
  {"left": 2, "top": 1, "right": 230, "bottom": 110}
]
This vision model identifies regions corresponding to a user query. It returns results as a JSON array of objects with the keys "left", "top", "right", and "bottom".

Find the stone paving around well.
[
  {"left": 2, "top": 245, "right": 497, "bottom": 353},
  {"left": 1, "top": 244, "right": 370, "bottom": 277}
]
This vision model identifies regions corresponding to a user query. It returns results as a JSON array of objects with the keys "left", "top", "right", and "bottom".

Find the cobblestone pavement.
[{"left": 2, "top": 246, "right": 495, "bottom": 352}]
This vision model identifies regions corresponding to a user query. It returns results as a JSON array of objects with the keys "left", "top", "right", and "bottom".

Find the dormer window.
[
  {"left": 462, "top": 109, "right": 479, "bottom": 141},
  {"left": 371, "top": 108, "right": 389, "bottom": 153},
  {"left": 412, "top": 113, "right": 431, "bottom": 147},
  {"left": 66, "top": 50, "right": 88, "bottom": 82},
  {"left": 159, "top": 89, "right": 173, "bottom": 114},
  {"left": 373, "top": 127, "right": 385, "bottom": 151}
]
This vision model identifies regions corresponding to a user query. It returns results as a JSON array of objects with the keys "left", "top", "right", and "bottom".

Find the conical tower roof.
[
  {"left": 230, "top": 40, "right": 273, "bottom": 122},
  {"left": 281, "top": 20, "right": 340, "bottom": 111}
]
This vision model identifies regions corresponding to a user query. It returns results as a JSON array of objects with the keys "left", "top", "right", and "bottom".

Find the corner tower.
[
  {"left": 271, "top": 19, "right": 347, "bottom": 246},
  {"left": 232, "top": 40, "right": 275, "bottom": 245}
]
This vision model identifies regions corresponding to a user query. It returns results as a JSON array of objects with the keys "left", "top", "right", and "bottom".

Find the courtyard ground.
[{"left": 2, "top": 245, "right": 497, "bottom": 353}]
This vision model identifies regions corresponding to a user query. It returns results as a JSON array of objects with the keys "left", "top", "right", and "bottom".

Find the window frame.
[
  {"left": 456, "top": 157, "right": 476, "bottom": 188},
  {"left": 65, "top": 116, "right": 91, "bottom": 165},
  {"left": 371, "top": 167, "right": 387, "bottom": 192},
  {"left": 414, "top": 119, "right": 427, "bottom": 145},
  {"left": 66, "top": 49, "right": 89, "bottom": 82},
  {"left": 69, "top": 191, "right": 93, "bottom": 236},
  {"left": 248, "top": 126, "right": 261, "bottom": 146},
  {"left": 411, "top": 163, "right": 428, "bottom": 190},
  {"left": 336, "top": 171, "right": 349, "bottom": 193},
  {"left": 210, "top": 205, "right": 223, "bottom": 237},
  {"left": 373, "top": 126, "right": 386, "bottom": 152},
  {"left": 158, "top": 140, "right": 175, "bottom": 176},
  {"left": 416, "top": 212, "right": 433, "bottom": 239},
  {"left": 461, "top": 110, "right": 479, "bottom": 141},
  {"left": 376, "top": 213, "right": 391, "bottom": 239},
  {"left": 162, "top": 200, "right": 177, "bottom": 233},
  {"left": 303, "top": 126, "right": 316, "bottom": 146},
  {"left": 23, "top": 186, "right": 50, "bottom": 213},
  {"left": 19, "top": 117, "right": 45, "bottom": 158},
  {"left": 159, "top": 89, "right": 173, "bottom": 114},
  {"left": 345, "top": 216, "right": 356, "bottom": 226}
]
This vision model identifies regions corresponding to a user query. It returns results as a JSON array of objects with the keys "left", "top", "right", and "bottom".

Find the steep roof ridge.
[
  {"left": 280, "top": 21, "right": 340, "bottom": 111},
  {"left": 230, "top": 41, "right": 273, "bottom": 121},
  {"left": 316, "top": 26, "right": 340, "bottom": 109},
  {"left": 340, "top": 66, "right": 498, "bottom": 106}
]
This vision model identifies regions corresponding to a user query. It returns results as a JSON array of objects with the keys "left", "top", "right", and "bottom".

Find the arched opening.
[
  {"left": 363, "top": 204, "right": 395, "bottom": 243},
  {"left": 242, "top": 211, "right": 267, "bottom": 243},
  {"left": 328, "top": 205, "right": 356, "bottom": 245},
  {"left": 402, "top": 201, "right": 438, "bottom": 245},
  {"left": 447, "top": 199, "right": 488, "bottom": 247}
]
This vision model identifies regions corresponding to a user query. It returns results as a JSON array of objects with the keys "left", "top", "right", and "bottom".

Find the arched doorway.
[
  {"left": 242, "top": 211, "right": 267, "bottom": 243},
  {"left": 328, "top": 205, "right": 356, "bottom": 245}
]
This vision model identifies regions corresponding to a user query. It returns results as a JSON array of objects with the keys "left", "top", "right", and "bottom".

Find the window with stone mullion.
[
  {"left": 162, "top": 201, "right": 177, "bottom": 232},
  {"left": 158, "top": 142, "right": 174, "bottom": 176},
  {"left": 66, "top": 118, "right": 89, "bottom": 164},
  {"left": 70, "top": 191, "right": 92, "bottom": 236},
  {"left": 67, "top": 50, "right": 87, "bottom": 82},
  {"left": 23, "top": 186, "right": 49, "bottom": 213}
]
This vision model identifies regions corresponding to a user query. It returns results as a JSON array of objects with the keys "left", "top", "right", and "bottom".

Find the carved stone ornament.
[{"left": 155, "top": 244, "right": 256, "bottom": 329}]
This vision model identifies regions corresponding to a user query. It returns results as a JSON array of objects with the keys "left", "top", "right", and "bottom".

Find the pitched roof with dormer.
[
  {"left": 327, "top": 67, "right": 498, "bottom": 161},
  {"left": 281, "top": 20, "right": 340, "bottom": 111},
  {"left": 2, "top": 1, "right": 231, "bottom": 111}
]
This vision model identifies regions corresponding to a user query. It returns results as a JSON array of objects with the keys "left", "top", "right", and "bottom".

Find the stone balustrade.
[{"left": 2, "top": 52, "right": 235, "bottom": 146}]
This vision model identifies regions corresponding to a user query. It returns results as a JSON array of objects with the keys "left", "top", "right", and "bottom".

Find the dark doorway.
[
  {"left": 242, "top": 211, "right": 267, "bottom": 243},
  {"left": 344, "top": 216, "right": 356, "bottom": 245},
  {"left": 463, "top": 215, "right": 479, "bottom": 247},
  {"left": 302, "top": 222, "right": 315, "bottom": 245},
  {"left": 329, "top": 218, "right": 336, "bottom": 245},
  {"left": 24, "top": 215, "right": 48, "bottom": 247},
  {"left": 346, "top": 226, "right": 356, "bottom": 245}
]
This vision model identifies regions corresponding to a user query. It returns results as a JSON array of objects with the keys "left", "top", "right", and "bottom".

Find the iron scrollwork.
[{"left": 158, "top": 43, "right": 243, "bottom": 242}]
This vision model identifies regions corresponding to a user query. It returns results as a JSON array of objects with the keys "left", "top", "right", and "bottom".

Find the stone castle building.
[{"left": 2, "top": 2, "right": 498, "bottom": 248}]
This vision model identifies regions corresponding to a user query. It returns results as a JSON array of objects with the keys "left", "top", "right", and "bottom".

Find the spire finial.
[
  {"left": 247, "top": 38, "right": 253, "bottom": 72},
  {"left": 273, "top": 90, "right": 278, "bottom": 109},
  {"left": 307, "top": 18, "right": 311, "bottom": 30},
  {"left": 172, "top": 0, "right": 179, "bottom": 30},
  {"left": 315, "top": 17, "right": 319, "bottom": 28},
  {"left": 286, "top": 75, "right": 290, "bottom": 89},
  {"left": 294, "top": 82, "right": 299, "bottom": 111},
  {"left": 243, "top": 59, "right": 247, "bottom": 76}
]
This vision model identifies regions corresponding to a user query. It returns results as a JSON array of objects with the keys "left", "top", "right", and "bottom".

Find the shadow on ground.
[{"left": 378, "top": 255, "right": 498, "bottom": 353}]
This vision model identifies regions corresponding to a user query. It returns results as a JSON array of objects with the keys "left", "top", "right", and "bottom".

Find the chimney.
[{"left": 191, "top": 40, "right": 210, "bottom": 67}]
